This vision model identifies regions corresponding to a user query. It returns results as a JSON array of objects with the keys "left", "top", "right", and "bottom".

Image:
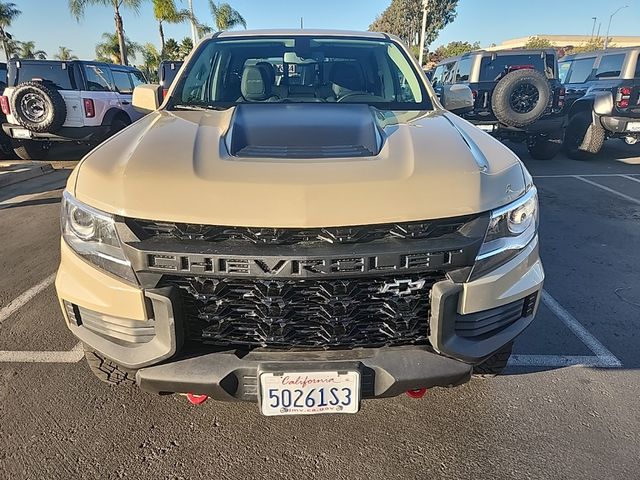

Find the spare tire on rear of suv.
[
  {"left": 491, "top": 69, "right": 551, "bottom": 128},
  {"left": 10, "top": 81, "right": 67, "bottom": 134}
]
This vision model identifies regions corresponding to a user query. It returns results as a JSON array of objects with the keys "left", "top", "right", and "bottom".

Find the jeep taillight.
[
  {"left": 558, "top": 87, "right": 566, "bottom": 109},
  {"left": 471, "top": 90, "right": 478, "bottom": 101},
  {"left": 83, "top": 98, "right": 95, "bottom": 118},
  {"left": 0, "top": 96, "right": 10, "bottom": 115},
  {"left": 162, "top": 88, "right": 169, "bottom": 99},
  {"left": 616, "top": 87, "right": 632, "bottom": 109}
]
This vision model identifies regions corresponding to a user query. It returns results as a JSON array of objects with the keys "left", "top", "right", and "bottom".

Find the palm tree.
[
  {"left": 68, "top": 0, "right": 142, "bottom": 65},
  {"left": 162, "top": 38, "right": 180, "bottom": 61},
  {"left": 152, "top": 0, "right": 191, "bottom": 52},
  {"left": 178, "top": 37, "right": 193, "bottom": 60},
  {"left": 208, "top": 1, "right": 246, "bottom": 31},
  {"left": 139, "top": 42, "right": 160, "bottom": 82},
  {"left": 54, "top": 46, "right": 78, "bottom": 61},
  {"left": 18, "top": 41, "right": 47, "bottom": 60},
  {"left": 0, "top": 1, "right": 21, "bottom": 61},
  {"left": 95, "top": 32, "right": 139, "bottom": 64}
]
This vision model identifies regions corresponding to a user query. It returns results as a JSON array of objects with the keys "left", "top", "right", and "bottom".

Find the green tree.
[
  {"left": 568, "top": 37, "right": 614, "bottom": 54},
  {"left": 524, "top": 36, "right": 553, "bottom": 49},
  {"left": 139, "top": 42, "right": 161, "bottom": 82},
  {"left": 429, "top": 40, "right": 479, "bottom": 63},
  {"left": 179, "top": 36, "right": 193, "bottom": 59},
  {"left": 208, "top": 1, "right": 246, "bottom": 31},
  {"left": 162, "top": 37, "right": 180, "bottom": 60},
  {"left": 54, "top": 46, "right": 78, "bottom": 61},
  {"left": 0, "top": 1, "right": 21, "bottom": 62},
  {"left": 152, "top": 0, "right": 191, "bottom": 52},
  {"left": 69, "top": 0, "right": 143, "bottom": 65},
  {"left": 369, "top": 0, "right": 458, "bottom": 55},
  {"left": 95, "top": 32, "right": 140, "bottom": 64},
  {"left": 18, "top": 40, "right": 46, "bottom": 59}
]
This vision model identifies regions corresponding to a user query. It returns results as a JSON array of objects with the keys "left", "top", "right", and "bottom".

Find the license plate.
[
  {"left": 627, "top": 122, "right": 640, "bottom": 132},
  {"left": 12, "top": 128, "right": 31, "bottom": 139},
  {"left": 477, "top": 124, "right": 496, "bottom": 132},
  {"left": 259, "top": 371, "right": 360, "bottom": 416}
]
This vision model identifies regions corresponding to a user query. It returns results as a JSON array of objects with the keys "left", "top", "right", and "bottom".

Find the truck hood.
[{"left": 71, "top": 106, "right": 528, "bottom": 227}]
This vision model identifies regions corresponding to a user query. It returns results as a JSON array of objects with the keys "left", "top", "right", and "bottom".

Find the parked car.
[
  {"left": 0, "top": 62, "right": 14, "bottom": 158},
  {"left": 158, "top": 60, "right": 184, "bottom": 98},
  {"left": 0, "top": 59, "right": 149, "bottom": 160},
  {"left": 559, "top": 47, "right": 640, "bottom": 159},
  {"left": 56, "top": 30, "right": 543, "bottom": 416},
  {"left": 432, "top": 49, "right": 566, "bottom": 159}
]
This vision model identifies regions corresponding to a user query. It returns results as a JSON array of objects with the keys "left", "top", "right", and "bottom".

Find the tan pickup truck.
[{"left": 56, "top": 30, "right": 543, "bottom": 416}]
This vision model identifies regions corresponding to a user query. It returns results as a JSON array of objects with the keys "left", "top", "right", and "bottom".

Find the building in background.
[{"left": 487, "top": 35, "right": 640, "bottom": 51}]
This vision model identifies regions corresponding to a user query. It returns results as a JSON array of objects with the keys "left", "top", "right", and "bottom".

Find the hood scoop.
[{"left": 226, "top": 103, "right": 383, "bottom": 159}]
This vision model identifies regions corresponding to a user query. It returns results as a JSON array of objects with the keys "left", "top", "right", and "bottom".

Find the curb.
[{"left": 0, "top": 163, "right": 54, "bottom": 188}]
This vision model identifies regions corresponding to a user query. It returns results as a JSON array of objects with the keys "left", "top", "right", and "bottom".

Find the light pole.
[
  {"left": 188, "top": 0, "right": 198, "bottom": 44},
  {"left": 590, "top": 17, "right": 597, "bottom": 39},
  {"left": 604, "top": 5, "right": 629, "bottom": 49},
  {"left": 418, "top": 0, "right": 429, "bottom": 67}
]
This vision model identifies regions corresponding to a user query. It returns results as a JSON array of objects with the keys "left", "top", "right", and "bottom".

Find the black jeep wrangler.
[
  {"left": 432, "top": 49, "right": 566, "bottom": 160},
  {"left": 559, "top": 47, "right": 640, "bottom": 159}
]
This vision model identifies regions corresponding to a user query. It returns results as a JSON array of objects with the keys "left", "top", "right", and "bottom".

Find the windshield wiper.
[{"left": 172, "top": 104, "right": 229, "bottom": 111}]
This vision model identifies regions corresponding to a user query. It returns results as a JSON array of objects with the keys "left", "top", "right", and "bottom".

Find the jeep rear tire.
[
  {"left": 11, "top": 81, "right": 67, "bottom": 134},
  {"left": 491, "top": 69, "right": 551, "bottom": 128},
  {"left": 472, "top": 342, "right": 513, "bottom": 378},
  {"left": 563, "top": 112, "right": 606, "bottom": 160},
  {"left": 84, "top": 346, "right": 136, "bottom": 386},
  {"left": 11, "top": 139, "right": 50, "bottom": 160},
  {"left": 527, "top": 135, "right": 562, "bottom": 160}
]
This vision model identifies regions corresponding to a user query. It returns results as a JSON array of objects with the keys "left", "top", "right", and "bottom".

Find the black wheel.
[
  {"left": 491, "top": 69, "right": 551, "bottom": 128},
  {"left": 563, "top": 112, "right": 606, "bottom": 160},
  {"left": 83, "top": 346, "right": 136, "bottom": 386},
  {"left": 11, "top": 139, "right": 50, "bottom": 160},
  {"left": 10, "top": 81, "right": 67, "bottom": 133},
  {"left": 527, "top": 135, "right": 562, "bottom": 160},
  {"left": 473, "top": 342, "right": 513, "bottom": 378}
]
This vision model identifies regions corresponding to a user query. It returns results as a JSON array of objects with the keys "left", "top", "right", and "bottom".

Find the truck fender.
[
  {"left": 101, "top": 108, "right": 131, "bottom": 127},
  {"left": 569, "top": 91, "right": 613, "bottom": 118}
]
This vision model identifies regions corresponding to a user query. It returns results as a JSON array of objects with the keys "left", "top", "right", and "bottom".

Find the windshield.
[{"left": 170, "top": 36, "right": 432, "bottom": 110}]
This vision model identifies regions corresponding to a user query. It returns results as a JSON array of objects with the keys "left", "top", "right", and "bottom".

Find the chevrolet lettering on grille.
[{"left": 143, "top": 250, "right": 465, "bottom": 278}]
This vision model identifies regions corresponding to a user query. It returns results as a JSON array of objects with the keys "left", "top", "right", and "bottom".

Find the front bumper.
[{"left": 56, "top": 236, "right": 544, "bottom": 400}]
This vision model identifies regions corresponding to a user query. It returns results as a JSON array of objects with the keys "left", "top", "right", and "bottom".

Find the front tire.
[
  {"left": 563, "top": 112, "right": 606, "bottom": 160},
  {"left": 84, "top": 346, "right": 136, "bottom": 386},
  {"left": 12, "top": 139, "right": 50, "bottom": 160},
  {"left": 472, "top": 342, "right": 513, "bottom": 378}
]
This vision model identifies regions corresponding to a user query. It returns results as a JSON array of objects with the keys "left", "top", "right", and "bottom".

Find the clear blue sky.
[{"left": 9, "top": 0, "right": 640, "bottom": 62}]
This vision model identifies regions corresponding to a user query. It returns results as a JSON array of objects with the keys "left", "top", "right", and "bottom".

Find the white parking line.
[
  {"left": 533, "top": 173, "right": 640, "bottom": 178},
  {"left": 508, "top": 354, "right": 618, "bottom": 368},
  {"left": 620, "top": 174, "right": 640, "bottom": 184},
  {"left": 0, "top": 342, "right": 83, "bottom": 363},
  {"left": 0, "top": 273, "right": 56, "bottom": 325},
  {"left": 574, "top": 176, "right": 640, "bottom": 206},
  {"left": 540, "top": 290, "right": 622, "bottom": 367}
]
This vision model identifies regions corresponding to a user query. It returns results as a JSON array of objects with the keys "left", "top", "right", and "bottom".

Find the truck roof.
[{"left": 211, "top": 29, "right": 390, "bottom": 40}]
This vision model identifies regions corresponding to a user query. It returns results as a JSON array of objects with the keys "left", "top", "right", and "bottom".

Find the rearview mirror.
[
  {"left": 441, "top": 84, "right": 474, "bottom": 114},
  {"left": 133, "top": 84, "right": 162, "bottom": 114}
]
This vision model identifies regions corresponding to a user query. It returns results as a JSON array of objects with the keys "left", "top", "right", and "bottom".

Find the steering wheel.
[{"left": 337, "top": 92, "right": 386, "bottom": 103}]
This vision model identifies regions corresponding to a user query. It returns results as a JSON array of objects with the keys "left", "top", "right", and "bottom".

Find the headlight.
[
  {"left": 471, "top": 186, "right": 538, "bottom": 279},
  {"left": 61, "top": 191, "right": 137, "bottom": 283}
]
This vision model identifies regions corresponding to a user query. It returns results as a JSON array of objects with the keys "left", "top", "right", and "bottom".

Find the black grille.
[
  {"left": 162, "top": 274, "right": 442, "bottom": 349},
  {"left": 129, "top": 217, "right": 475, "bottom": 246}
]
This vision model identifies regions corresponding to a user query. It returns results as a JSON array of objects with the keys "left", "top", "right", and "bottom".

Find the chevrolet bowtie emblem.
[{"left": 379, "top": 278, "right": 426, "bottom": 296}]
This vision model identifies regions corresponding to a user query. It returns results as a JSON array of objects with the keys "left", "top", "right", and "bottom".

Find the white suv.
[{"left": 0, "top": 60, "right": 149, "bottom": 160}]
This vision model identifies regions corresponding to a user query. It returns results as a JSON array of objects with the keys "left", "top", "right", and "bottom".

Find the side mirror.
[
  {"left": 133, "top": 84, "right": 162, "bottom": 114},
  {"left": 441, "top": 84, "right": 474, "bottom": 114}
]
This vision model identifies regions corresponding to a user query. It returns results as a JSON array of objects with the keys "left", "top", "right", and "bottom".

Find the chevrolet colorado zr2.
[{"left": 56, "top": 30, "right": 543, "bottom": 416}]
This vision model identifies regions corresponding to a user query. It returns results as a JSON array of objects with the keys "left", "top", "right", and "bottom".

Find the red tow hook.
[
  {"left": 406, "top": 388, "right": 427, "bottom": 399},
  {"left": 186, "top": 393, "right": 209, "bottom": 405}
]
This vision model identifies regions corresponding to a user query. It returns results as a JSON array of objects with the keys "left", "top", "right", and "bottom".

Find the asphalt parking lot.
[{"left": 0, "top": 141, "right": 639, "bottom": 480}]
